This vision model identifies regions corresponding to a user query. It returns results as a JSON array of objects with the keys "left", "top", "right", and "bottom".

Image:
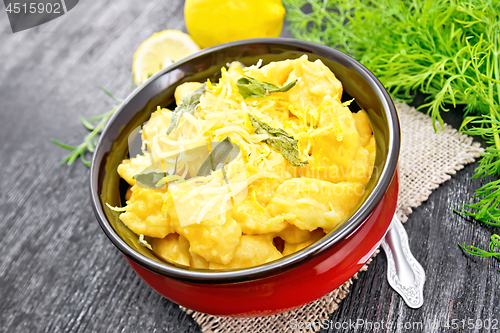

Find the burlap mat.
[{"left": 182, "top": 102, "right": 483, "bottom": 332}]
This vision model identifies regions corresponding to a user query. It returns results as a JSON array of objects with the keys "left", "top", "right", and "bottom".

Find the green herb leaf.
[
  {"left": 166, "top": 83, "right": 206, "bottom": 135},
  {"left": 101, "top": 86, "right": 123, "bottom": 103},
  {"left": 133, "top": 156, "right": 180, "bottom": 189},
  {"left": 133, "top": 170, "right": 167, "bottom": 189},
  {"left": 197, "top": 137, "right": 238, "bottom": 177},
  {"left": 51, "top": 139, "right": 78, "bottom": 150},
  {"left": 458, "top": 234, "right": 500, "bottom": 271},
  {"left": 237, "top": 77, "right": 296, "bottom": 99},
  {"left": 80, "top": 116, "right": 95, "bottom": 131},
  {"left": 248, "top": 113, "right": 308, "bottom": 167}
]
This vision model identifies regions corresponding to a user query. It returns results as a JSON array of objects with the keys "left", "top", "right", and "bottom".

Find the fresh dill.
[{"left": 284, "top": 0, "right": 500, "bottom": 268}]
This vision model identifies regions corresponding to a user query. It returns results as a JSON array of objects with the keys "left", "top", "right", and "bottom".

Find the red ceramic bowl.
[{"left": 90, "top": 38, "right": 400, "bottom": 317}]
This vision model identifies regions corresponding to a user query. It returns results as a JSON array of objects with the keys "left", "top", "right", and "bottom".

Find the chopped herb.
[
  {"left": 248, "top": 113, "right": 308, "bottom": 167},
  {"left": 134, "top": 156, "right": 179, "bottom": 189},
  {"left": 236, "top": 76, "right": 296, "bottom": 99},
  {"left": 459, "top": 234, "right": 500, "bottom": 271},
  {"left": 134, "top": 170, "right": 167, "bottom": 189},
  {"left": 166, "top": 83, "right": 206, "bottom": 135},
  {"left": 100, "top": 86, "right": 123, "bottom": 103},
  {"left": 197, "top": 137, "right": 238, "bottom": 177}
]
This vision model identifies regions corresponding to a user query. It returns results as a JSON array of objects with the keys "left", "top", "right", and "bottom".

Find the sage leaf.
[
  {"left": 134, "top": 170, "right": 167, "bottom": 189},
  {"left": 133, "top": 156, "right": 179, "bottom": 189},
  {"left": 166, "top": 82, "right": 207, "bottom": 135},
  {"left": 237, "top": 77, "right": 296, "bottom": 99},
  {"left": 197, "top": 137, "right": 239, "bottom": 177},
  {"left": 248, "top": 113, "right": 308, "bottom": 167}
]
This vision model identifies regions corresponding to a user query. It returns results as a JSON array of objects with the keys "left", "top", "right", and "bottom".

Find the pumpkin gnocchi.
[{"left": 114, "top": 55, "right": 376, "bottom": 269}]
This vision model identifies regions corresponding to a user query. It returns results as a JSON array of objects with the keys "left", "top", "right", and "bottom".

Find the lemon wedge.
[{"left": 132, "top": 30, "right": 200, "bottom": 86}]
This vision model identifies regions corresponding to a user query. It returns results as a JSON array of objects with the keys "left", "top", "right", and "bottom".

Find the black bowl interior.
[{"left": 90, "top": 38, "right": 399, "bottom": 282}]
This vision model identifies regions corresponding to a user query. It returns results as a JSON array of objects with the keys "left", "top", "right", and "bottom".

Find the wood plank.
[{"left": 0, "top": 1, "right": 497, "bottom": 332}]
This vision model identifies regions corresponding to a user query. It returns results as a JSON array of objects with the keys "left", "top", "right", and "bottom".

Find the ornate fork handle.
[{"left": 381, "top": 214, "right": 425, "bottom": 309}]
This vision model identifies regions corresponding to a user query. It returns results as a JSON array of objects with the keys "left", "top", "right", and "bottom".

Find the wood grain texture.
[{"left": 0, "top": 1, "right": 498, "bottom": 332}]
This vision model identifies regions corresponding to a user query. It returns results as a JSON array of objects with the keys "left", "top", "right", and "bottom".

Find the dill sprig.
[
  {"left": 459, "top": 234, "right": 500, "bottom": 267},
  {"left": 51, "top": 87, "right": 122, "bottom": 167},
  {"left": 284, "top": 0, "right": 500, "bottom": 268}
]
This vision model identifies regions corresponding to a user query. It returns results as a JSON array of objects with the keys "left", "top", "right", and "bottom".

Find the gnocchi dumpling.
[
  {"left": 152, "top": 233, "right": 191, "bottom": 266},
  {"left": 119, "top": 185, "right": 173, "bottom": 238},
  {"left": 266, "top": 178, "right": 364, "bottom": 232},
  {"left": 231, "top": 196, "right": 288, "bottom": 235},
  {"left": 209, "top": 235, "right": 283, "bottom": 269},
  {"left": 171, "top": 213, "right": 242, "bottom": 265},
  {"left": 283, "top": 229, "right": 325, "bottom": 256}
]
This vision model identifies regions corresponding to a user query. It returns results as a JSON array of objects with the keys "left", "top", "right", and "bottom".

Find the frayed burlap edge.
[{"left": 181, "top": 102, "right": 484, "bottom": 333}]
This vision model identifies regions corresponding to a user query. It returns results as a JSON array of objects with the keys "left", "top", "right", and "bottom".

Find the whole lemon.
[{"left": 184, "top": 0, "right": 285, "bottom": 48}]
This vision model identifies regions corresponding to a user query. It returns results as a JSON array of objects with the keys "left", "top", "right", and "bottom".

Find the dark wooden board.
[{"left": 0, "top": 1, "right": 498, "bottom": 332}]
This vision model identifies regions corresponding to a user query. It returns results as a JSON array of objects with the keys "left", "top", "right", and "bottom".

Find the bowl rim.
[{"left": 90, "top": 37, "right": 400, "bottom": 283}]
